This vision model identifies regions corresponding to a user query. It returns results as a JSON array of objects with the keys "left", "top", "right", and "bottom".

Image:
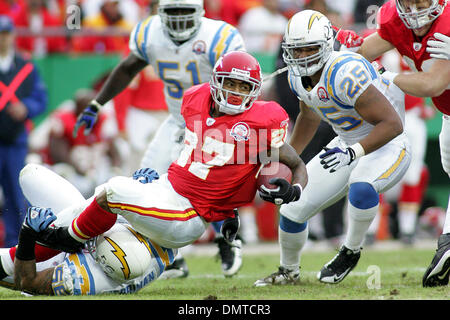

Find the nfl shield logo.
[{"left": 230, "top": 122, "right": 251, "bottom": 141}]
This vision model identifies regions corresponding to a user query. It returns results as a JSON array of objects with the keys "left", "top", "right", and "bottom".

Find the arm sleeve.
[{"left": 266, "top": 104, "right": 290, "bottom": 149}]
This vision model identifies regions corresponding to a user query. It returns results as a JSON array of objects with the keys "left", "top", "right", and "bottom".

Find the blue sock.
[
  {"left": 279, "top": 215, "right": 307, "bottom": 233},
  {"left": 212, "top": 221, "right": 223, "bottom": 235}
]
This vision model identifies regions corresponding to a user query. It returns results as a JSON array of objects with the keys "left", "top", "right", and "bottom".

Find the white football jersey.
[
  {"left": 129, "top": 15, "right": 245, "bottom": 126},
  {"left": 50, "top": 237, "right": 177, "bottom": 295},
  {"left": 288, "top": 51, "right": 405, "bottom": 145}
]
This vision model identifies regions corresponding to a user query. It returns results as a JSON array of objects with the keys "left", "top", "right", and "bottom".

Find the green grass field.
[{"left": 0, "top": 242, "right": 448, "bottom": 301}]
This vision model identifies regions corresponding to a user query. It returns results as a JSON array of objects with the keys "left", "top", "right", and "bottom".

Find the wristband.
[
  {"left": 90, "top": 100, "right": 103, "bottom": 111},
  {"left": 350, "top": 143, "right": 365, "bottom": 159},
  {"left": 15, "top": 227, "right": 36, "bottom": 261}
]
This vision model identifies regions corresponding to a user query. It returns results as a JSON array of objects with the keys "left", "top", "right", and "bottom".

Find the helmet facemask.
[
  {"left": 282, "top": 40, "right": 332, "bottom": 77},
  {"left": 210, "top": 72, "right": 261, "bottom": 115},
  {"left": 158, "top": 4, "right": 204, "bottom": 41},
  {"left": 396, "top": 0, "right": 444, "bottom": 29}
]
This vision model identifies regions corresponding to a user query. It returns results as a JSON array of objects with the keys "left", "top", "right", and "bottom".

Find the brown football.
[{"left": 256, "top": 162, "right": 292, "bottom": 191}]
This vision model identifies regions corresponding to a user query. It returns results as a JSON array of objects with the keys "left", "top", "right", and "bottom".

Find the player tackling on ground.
[
  {"left": 23, "top": 51, "right": 308, "bottom": 271},
  {"left": 254, "top": 10, "right": 410, "bottom": 286},
  {"left": 336, "top": 0, "right": 450, "bottom": 287},
  {"left": 73, "top": 0, "right": 246, "bottom": 278}
]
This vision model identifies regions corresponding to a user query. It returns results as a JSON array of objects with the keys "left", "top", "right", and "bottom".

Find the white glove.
[
  {"left": 426, "top": 33, "right": 450, "bottom": 60},
  {"left": 319, "top": 146, "right": 356, "bottom": 173}
]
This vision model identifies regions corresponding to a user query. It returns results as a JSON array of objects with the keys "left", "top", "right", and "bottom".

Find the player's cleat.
[
  {"left": 318, "top": 246, "right": 361, "bottom": 284},
  {"left": 253, "top": 266, "right": 300, "bottom": 287},
  {"left": 422, "top": 233, "right": 450, "bottom": 287},
  {"left": 215, "top": 236, "right": 242, "bottom": 277},
  {"left": 159, "top": 256, "right": 189, "bottom": 279}
]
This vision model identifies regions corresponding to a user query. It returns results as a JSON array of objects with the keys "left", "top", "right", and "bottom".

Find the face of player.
[
  {"left": 221, "top": 78, "right": 252, "bottom": 105},
  {"left": 399, "top": 0, "right": 435, "bottom": 36},
  {"left": 164, "top": 8, "right": 196, "bottom": 32}
]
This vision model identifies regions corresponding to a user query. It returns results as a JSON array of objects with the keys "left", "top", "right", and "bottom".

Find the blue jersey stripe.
[
  {"left": 141, "top": 18, "right": 153, "bottom": 62},
  {"left": 134, "top": 21, "right": 144, "bottom": 58}
]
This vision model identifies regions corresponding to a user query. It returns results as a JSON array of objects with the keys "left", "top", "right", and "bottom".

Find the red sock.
[
  {"left": 69, "top": 198, "right": 117, "bottom": 242},
  {"left": 9, "top": 244, "right": 61, "bottom": 262}
]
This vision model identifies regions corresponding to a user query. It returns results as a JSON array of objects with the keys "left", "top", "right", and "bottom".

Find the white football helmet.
[
  {"left": 95, "top": 223, "right": 153, "bottom": 282},
  {"left": 282, "top": 10, "right": 334, "bottom": 76},
  {"left": 396, "top": 0, "right": 447, "bottom": 29},
  {"left": 158, "top": 0, "right": 205, "bottom": 42}
]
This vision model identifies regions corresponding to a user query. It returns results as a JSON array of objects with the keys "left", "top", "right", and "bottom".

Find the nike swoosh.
[
  {"left": 437, "top": 267, "right": 450, "bottom": 281},
  {"left": 333, "top": 272, "right": 347, "bottom": 282}
]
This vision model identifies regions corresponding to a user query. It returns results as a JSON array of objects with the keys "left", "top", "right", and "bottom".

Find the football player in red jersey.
[
  {"left": 335, "top": 0, "right": 450, "bottom": 287},
  {"left": 19, "top": 51, "right": 308, "bottom": 266}
]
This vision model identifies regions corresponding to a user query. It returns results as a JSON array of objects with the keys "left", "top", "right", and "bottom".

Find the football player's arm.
[
  {"left": 289, "top": 100, "right": 322, "bottom": 155},
  {"left": 95, "top": 53, "right": 148, "bottom": 105},
  {"left": 278, "top": 142, "right": 308, "bottom": 189},
  {"left": 393, "top": 59, "right": 450, "bottom": 97},
  {"left": 357, "top": 32, "right": 395, "bottom": 62},
  {"left": 14, "top": 258, "right": 55, "bottom": 296},
  {"left": 354, "top": 84, "right": 403, "bottom": 154}
]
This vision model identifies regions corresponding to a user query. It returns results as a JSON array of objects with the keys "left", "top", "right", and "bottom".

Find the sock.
[
  {"left": 211, "top": 221, "right": 223, "bottom": 237},
  {"left": 9, "top": 244, "right": 61, "bottom": 263},
  {"left": 279, "top": 216, "right": 308, "bottom": 271},
  {"left": 344, "top": 202, "right": 378, "bottom": 251},
  {"left": 443, "top": 194, "right": 450, "bottom": 234},
  {"left": 398, "top": 202, "right": 419, "bottom": 235},
  {"left": 69, "top": 198, "right": 117, "bottom": 242}
]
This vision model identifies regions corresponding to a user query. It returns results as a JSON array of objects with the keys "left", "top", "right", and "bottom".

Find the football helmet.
[
  {"left": 210, "top": 51, "right": 262, "bottom": 115},
  {"left": 95, "top": 223, "right": 153, "bottom": 282},
  {"left": 396, "top": 0, "right": 447, "bottom": 29},
  {"left": 282, "top": 10, "right": 334, "bottom": 76},
  {"left": 158, "top": 0, "right": 205, "bottom": 42}
]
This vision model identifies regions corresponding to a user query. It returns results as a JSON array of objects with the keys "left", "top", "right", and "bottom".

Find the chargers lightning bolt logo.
[
  {"left": 105, "top": 237, "right": 130, "bottom": 279},
  {"left": 308, "top": 12, "right": 325, "bottom": 30}
]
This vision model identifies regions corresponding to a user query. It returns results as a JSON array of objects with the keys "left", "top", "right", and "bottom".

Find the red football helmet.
[
  {"left": 396, "top": 0, "right": 447, "bottom": 29},
  {"left": 210, "top": 51, "right": 262, "bottom": 115}
]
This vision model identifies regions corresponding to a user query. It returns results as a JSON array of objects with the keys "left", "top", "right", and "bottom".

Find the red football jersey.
[
  {"left": 377, "top": 0, "right": 450, "bottom": 115},
  {"left": 168, "top": 83, "right": 289, "bottom": 222}
]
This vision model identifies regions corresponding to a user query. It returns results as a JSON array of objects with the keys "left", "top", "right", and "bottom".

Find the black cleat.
[
  {"left": 318, "top": 246, "right": 361, "bottom": 284},
  {"left": 422, "top": 233, "right": 450, "bottom": 287},
  {"left": 160, "top": 256, "right": 189, "bottom": 279},
  {"left": 215, "top": 236, "right": 242, "bottom": 277}
]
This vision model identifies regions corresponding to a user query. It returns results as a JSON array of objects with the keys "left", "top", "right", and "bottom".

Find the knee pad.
[
  {"left": 279, "top": 215, "right": 307, "bottom": 233},
  {"left": 348, "top": 182, "right": 379, "bottom": 209}
]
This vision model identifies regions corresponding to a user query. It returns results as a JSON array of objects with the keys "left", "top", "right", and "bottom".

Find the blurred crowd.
[
  {"left": 0, "top": 0, "right": 446, "bottom": 248},
  {"left": 0, "top": 0, "right": 386, "bottom": 57}
]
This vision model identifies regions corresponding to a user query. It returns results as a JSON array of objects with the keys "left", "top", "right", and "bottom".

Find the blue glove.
[
  {"left": 24, "top": 207, "right": 57, "bottom": 233},
  {"left": 319, "top": 146, "right": 356, "bottom": 173},
  {"left": 73, "top": 103, "right": 100, "bottom": 138},
  {"left": 132, "top": 168, "right": 160, "bottom": 184}
]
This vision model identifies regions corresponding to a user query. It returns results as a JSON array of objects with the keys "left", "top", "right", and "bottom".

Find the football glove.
[
  {"left": 319, "top": 146, "right": 356, "bottom": 173},
  {"left": 132, "top": 168, "right": 160, "bottom": 184},
  {"left": 220, "top": 211, "right": 240, "bottom": 244},
  {"left": 259, "top": 178, "right": 301, "bottom": 205},
  {"left": 333, "top": 26, "right": 364, "bottom": 52},
  {"left": 427, "top": 33, "right": 450, "bottom": 60},
  {"left": 73, "top": 102, "right": 101, "bottom": 138},
  {"left": 24, "top": 207, "right": 57, "bottom": 233}
]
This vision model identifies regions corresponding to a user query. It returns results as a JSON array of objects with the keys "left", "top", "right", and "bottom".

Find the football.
[{"left": 256, "top": 161, "right": 292, "bottom": 191}]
